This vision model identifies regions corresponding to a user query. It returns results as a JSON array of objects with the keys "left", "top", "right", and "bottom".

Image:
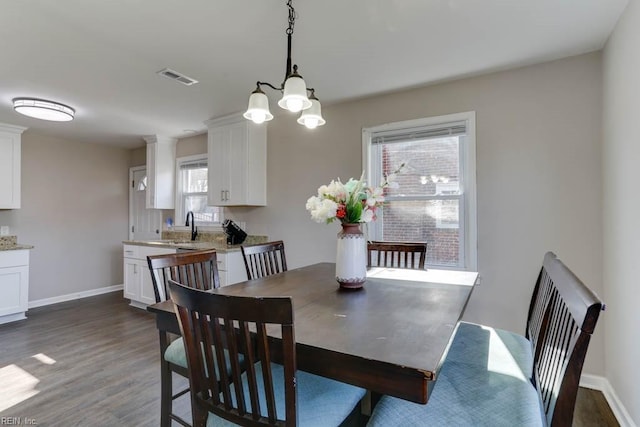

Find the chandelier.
[{"left": 243, "top": 0, "right": 325, "bottom": 129}]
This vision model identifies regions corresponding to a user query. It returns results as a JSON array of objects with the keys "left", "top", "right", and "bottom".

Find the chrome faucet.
[{"left": 185, "top": 211, "right": 198, "bottom": 241}]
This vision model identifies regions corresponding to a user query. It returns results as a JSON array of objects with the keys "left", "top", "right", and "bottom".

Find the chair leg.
[
  {"left": 192, "top": 400, "right": 208, "bottom": 427},
  {"left": 159, "top": 331, "right": 173, "bottom": 427}
]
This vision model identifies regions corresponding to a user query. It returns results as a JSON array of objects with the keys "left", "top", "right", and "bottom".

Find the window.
[
  {"left": 363, "top": 112, "right": 477, "bottom": 270},
  {"left": 137, "top": 175, "right": 147, "bottom": 191},
  {"left": 175, "top": 155, "right": 222, "bottom": 226}
]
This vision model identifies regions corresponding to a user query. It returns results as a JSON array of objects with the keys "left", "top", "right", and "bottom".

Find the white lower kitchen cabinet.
[
  {"left": 123, "top": 244, "right": 176, "bottom": 309},
  {"left": 0, "top": 249, "right": 30, "bottom": 324},
  {"left": 217, "top": 251, "right": 247, "bottom": 287}
]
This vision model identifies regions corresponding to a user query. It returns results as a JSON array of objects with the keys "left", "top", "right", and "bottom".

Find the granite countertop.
[
  {"left": 0, "top": 244, "right": 35, "bottom": 251},
  {"left": 124, "top": 231, "right": 268, "bottom": 253},
  {"left": 123, "top": 239, "right": 240, "bottom": 252},
  {"left": 0, "top": 236, "right": 34, "bottom": 251}
]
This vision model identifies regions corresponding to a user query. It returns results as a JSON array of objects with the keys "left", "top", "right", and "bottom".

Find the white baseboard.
[
  {"left": 0, "top": 312, "right": 27, "bottom": 325},
  {"left": 580, "top": 374, "right": 637, "bottom": 427},
  {"left": 579, "top": 373, "right": 608, "bottom": 390},
  {"left": 28, "top": 284, "right": 124, "bottom": 309}
]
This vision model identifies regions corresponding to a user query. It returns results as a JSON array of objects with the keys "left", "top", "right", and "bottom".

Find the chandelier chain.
[{"left": 286, "top": 0, "right": 295, "bottom": 36}]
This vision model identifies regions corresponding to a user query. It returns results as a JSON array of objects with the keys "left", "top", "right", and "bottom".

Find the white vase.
[{"left": 335, "top": 223, "right": 367, "bottom": 290}]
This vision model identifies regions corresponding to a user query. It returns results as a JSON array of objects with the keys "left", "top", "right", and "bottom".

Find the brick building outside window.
[{"left": 363, "top": 112, "right": 477, "bottom": 270}]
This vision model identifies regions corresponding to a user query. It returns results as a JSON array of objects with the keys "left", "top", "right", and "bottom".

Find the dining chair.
[
  {"left": 168, "top": 279, "right": 367, "bottom": 427},
  {"left": 367, "top": 252, "right": 604, "bottom": 426},
  {"left": 241, "top": 240, "right": 288, "bottom": 280},
  {"left": 147, "top": 249, "right": 221, "bottom": 427},
  {"left": 367, "top": 241, "right": 427, "bottom": 270}
]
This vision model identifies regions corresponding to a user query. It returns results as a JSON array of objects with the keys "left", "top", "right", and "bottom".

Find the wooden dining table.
[{"left": 147, "top": 262, "right": 478, "bottom": 405}]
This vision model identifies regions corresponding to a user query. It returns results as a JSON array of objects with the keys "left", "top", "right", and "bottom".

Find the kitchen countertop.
[
  {"left": 0, "top": 245, "right": 33, "bottom": 251},
  {"left": 122, "top": 240, "right": 243, "bottom": 253},
  {"left": 0, "top": 235, "right": 33, "bottom": 251},
  {"left": 0, "top": 244, "right": 34, "bottom": 252}
]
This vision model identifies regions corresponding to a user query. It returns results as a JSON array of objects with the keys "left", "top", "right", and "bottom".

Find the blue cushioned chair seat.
[
  {"left": 445, "top": 321, "right": 534, "bottom": 379},
  {"left": 164, "top": 338, "right": 242, "bottom": 377},
  {"left": 368, "top": 360, "right": 545, "bottom": 427},
  {"left": 164, "top": 337, "right": 189, "bottom": 368},
  {"left": 207, "top": 362, "right": 366, "bottom": 427}
]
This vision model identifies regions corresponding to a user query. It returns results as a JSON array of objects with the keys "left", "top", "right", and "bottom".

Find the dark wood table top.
[{"left": 148, "top": 262, "right": 477, "bottom": 404}]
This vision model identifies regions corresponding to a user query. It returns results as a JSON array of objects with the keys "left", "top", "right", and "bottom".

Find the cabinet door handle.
[
  {"left": 221, "top": 190, "right": 225, "bottom": 201},
  {"left": 225, "top": 190, "right": 230, "bottom": 201}
]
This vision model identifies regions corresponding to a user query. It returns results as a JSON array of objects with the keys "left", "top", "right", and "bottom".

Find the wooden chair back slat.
[
  {"left": 527, "top": 266, "right": 555, "bottom": 361},
  {"left": 525, "top": 252, "right": 603, "bottom": 426},
  {"left": 147, "top": 250, "right": 220, "bottom": 302},
  {"left": 367, "top": 241, "right": 427, "bottom": 270},
  {"left": 205, "top": 318, "right": 222, "bottom": 404},
  {"left": 240, "top": 321, "right": 261, "bottom": 421},
  {"left": 168, "top": 279, "right": 296, "bottom": 427},
  {"left": 211, "top": 316, "right": 231, "bottom": 408},
  {"left": 256, "top": 323, "right": 278, "bottom": 423},
  {"left": 242, "top": 241, "right": 288, "bottom": 280}
]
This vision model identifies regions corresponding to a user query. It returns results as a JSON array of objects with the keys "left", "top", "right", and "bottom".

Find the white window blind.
[
  {"left": 370, "top": 121, "right": 467, "bottom": 145},
  {"left": 363, "top": 112, "right": 477, "bottom": 270}
]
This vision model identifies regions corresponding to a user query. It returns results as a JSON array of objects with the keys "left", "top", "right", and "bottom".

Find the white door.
[{"left": 129, "top": 167, "right": 162, "bottom": 240}]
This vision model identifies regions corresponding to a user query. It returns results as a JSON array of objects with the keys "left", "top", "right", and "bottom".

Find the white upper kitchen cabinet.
[
  {"left": 143, "top": 135, "right": 177, "bottom": 209},
  {"left": 206, "top": 114, "right": 266, "bottom": 206},
  {"left": 0, "top": 123, "right": 27, "bottom": 209}
]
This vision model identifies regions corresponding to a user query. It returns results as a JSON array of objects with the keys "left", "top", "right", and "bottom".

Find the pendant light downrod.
[{"left": 243, "top": 0, "right": 325, "bottom": 128}]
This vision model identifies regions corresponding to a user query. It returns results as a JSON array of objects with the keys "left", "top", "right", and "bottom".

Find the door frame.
[
  {"left": 129, "top": 166, "right": 164, "bottom": 241},
  {"left": 129, "top": 166, "right": 144, "bottom": 240}
]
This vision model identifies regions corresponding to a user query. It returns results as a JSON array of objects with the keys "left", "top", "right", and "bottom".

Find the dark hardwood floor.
[{"left": 0, "top": 292, "right": 618, "bottom": 426}]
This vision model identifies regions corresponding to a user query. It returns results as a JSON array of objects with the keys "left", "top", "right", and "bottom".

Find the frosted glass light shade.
[
  {"left": 243, "top": 90, "right": 273, "bottom": 124},
  {"left": 278, "top": 75, "right": 311, "bottom": 113},
  {"left": 297, "top": 98, "right": 326, "bottom": 129},
  {"left": 13, "top": 98, "right": 75, "bottom": 122}
]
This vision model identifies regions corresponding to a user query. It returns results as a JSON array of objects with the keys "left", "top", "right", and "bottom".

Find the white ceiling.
[{"left": 0, "top": 0, "right": 628, "bottom": 148}]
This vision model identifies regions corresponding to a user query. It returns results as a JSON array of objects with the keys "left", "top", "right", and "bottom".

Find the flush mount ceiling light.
[
  {"left": 13, "top": 98, "right": 75, "bottom": 122},
  {"left": 243, "top": 0, "right": 325, "bottom": 129}
]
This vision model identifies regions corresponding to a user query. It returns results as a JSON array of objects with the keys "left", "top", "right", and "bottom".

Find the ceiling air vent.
[{"left": 157, "top": 68, "right": 199, "bottom": 86}]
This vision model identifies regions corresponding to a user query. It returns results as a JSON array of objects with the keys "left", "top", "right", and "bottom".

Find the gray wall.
[
  {"left": 0, "top": 132, "right": 130, "bottom": 302},
  {"left": 603, "top": 0, "right": 640, "bottom": 423},
  {"left": 4, "top": 50, "right": 608, "bottom": 383},
  {"left": 232, "top": 52, "right": 605, "bottom": 377}
]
